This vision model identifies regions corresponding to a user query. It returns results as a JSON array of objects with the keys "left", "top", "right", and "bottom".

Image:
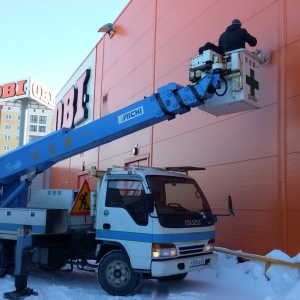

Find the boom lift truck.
[{"left": 0, "top": 48, "right": 269, "bottom": 298}]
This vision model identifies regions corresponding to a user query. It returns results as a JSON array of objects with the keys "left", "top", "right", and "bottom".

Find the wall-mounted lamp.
[
  {"left": 98, "top": 23, "right": 115, "bottom": 38},
  {"left": 132, "top": 144, "right": 138, "bottom": 156},
  {"left": 81, "top": 162, "right": 85, "bottom": 171}
]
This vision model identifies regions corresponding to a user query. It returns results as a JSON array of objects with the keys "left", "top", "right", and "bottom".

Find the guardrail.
[{"left": 214, "top": 247, "right": 300, "bottom": 280}]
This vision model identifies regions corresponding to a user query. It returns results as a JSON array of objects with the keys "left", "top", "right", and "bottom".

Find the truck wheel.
[
  {"left": 98, "top": 250, "right": 142, "bottom": 296},
  {"left": 0, "top": 243, "right": 9, "bottom": 277},
  {"left": 158, "top": 272, "right": 188, "bottom": 280}
]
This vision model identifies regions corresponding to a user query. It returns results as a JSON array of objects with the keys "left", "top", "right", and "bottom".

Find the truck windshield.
[{"left": 146, "top": 175, "right": 213, "bottom": 228}]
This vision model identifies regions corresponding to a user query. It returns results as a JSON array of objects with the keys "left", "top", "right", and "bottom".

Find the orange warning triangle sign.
[{"left": 70, "top": 180, "right": 91, "bottom": 215}]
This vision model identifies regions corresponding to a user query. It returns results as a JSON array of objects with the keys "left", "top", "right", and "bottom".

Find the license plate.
[{"left": 189, "top": 258, "right": 204, "bottom": 267}]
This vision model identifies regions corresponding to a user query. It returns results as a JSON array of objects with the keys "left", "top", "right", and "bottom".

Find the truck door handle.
[{"left": 103, "top": 223, "right": 111, "bottom": 230}]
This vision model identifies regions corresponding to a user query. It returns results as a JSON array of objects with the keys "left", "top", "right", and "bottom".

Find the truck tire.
[
  {"left": 0, "top": 243, "right": 9, "bottom": 278},
  {"left": 98, "top": 250, "right": 142, "bottom": 296}
]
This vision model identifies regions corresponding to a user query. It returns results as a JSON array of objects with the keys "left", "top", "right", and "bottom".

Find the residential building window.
[
  {"left": 30, "top": 115, "right": 38, "bottom": 123},
  {"left": 4, "top": 135, "right": 10, "bottom": 140},
  {"left": 29, "top": 125, "right": 37, "bottom": 132},
  {"left": 29, "top": 135, "right": 41, "bottom": 142},
  {"left": 3, "top": 145, "right": 10, "bottom": 151},
  {"left": 17, "top": 126, "right": 20, "bottom": 130},
  {"left": 5, "top": 125, "right": 11, "bottom": 130},
  {"left": 18, "top": 116, "right": 21, "bottom": 120},
  {"left": 39, "top": 116, "right": 47, "bottom": 124},
  {"left": 6, "top": 114, "right": 12, "bottom": 120},
  {"left": 16, "top": 136, "right": 19, "bottom": 141},
  {"left": 39, "top": 126, "right": 46, "bottom": 132}
]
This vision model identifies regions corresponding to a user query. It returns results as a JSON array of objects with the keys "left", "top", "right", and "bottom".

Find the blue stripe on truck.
[
  {"left": 96, "top": 229, "right": 214, "bottom": 243},
  {"left": 0, "top": 223, "right": 46, "bottom": 234}
]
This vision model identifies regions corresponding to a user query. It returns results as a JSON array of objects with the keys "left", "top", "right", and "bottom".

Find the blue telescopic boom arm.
[{"left": 0, "top": 73, "right": 221, "bottom": 207}]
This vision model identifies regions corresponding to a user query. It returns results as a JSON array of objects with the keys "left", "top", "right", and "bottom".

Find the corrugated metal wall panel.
[
  {"left": 50, "top": 158, "right": 71, "bottom": 189},
  {"left": 287, "top": 95, "right": 300, "bottom": 154},
  {"left": 153, "top": 105, "right": 277, "bottom": 167},
  {"left": 102, "top": 0, "right": 154, "bottom": 74},
  {"left": 286, "top": 41, "right": 300, "bottom": 99},
  {"left": 287, "top": 152, "right": 300, "bottom": 210},
  {"left": 287, "top": 211, "right": 300, "bottom": 256},
  {"left": 99, "top": 129, "right": 152, "bottom": 162},
  {"left": 215, "top": 209, "right": 280, "bottom": 254},
  {"left": 287, "top": 0, "right": 300, "bottom": 45},
  {"left": 197, "top": 157, "right": 278, "bottom": 210}
]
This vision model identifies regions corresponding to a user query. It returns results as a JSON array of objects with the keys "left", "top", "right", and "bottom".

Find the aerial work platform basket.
[{"left": 189, "top": 49, "right": 270, "bottom": 116}]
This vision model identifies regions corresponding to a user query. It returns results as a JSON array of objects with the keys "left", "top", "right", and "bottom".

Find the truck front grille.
[{"left": 178, "top": 244, "right": 205, "bottom": 256}]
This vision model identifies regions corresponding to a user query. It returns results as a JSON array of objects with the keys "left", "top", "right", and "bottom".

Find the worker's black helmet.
[{"left": 232, "top": 19, "right": 241, "bottom": 25}]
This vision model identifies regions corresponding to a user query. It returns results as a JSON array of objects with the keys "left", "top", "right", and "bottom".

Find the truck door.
[{"left": 97, "top": 177, "right": 153, "bottom": 271}]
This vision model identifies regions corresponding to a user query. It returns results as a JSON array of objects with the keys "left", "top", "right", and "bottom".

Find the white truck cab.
[{"left": 93, "top": 165, "right": 218, "bottom": 295}]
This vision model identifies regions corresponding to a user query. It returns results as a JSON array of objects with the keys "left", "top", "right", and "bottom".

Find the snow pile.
[
  {"left": 1, "top": 249, "right": 300, "bottom": 299},
  {"left": 214, "top": 249, "right": 300, "bottom": 300},
  {"left": 263, "top": 250, "right": 300, "bottom": 299}
]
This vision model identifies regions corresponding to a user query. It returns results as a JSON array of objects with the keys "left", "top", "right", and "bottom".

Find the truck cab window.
[
  {"left": 106, "top": 180, "right": 148, "bottom": 225},
  {"left": 147, "top": 175, "right": 213, "bottom": 228}
]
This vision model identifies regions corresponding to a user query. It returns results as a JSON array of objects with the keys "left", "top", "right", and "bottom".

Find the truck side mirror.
[
  {"left": 214, "top": 195, "right": 235, "bottom": 218},
  {"left": 146, "top": 194, "right": 155, "bottom": 213}
]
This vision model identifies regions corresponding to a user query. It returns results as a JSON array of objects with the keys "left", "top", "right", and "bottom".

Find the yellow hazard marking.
[{"left": 70, "top": 180, "right": 91, "bottom": 215}]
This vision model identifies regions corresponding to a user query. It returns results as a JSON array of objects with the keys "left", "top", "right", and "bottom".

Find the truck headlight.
[
  {"left": 205, "top": 238, "right": 215, "bottom": 252},
  {"left": 152, "top": 243, "right": 177, "bottom": 258}
]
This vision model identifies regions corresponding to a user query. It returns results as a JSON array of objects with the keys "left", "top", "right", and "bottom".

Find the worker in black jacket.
[{"left": 218, "top": 19, "right": 257, "bottom": 54}]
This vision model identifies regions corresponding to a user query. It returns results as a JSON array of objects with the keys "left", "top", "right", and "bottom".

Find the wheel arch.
[{"left": 96, "top": 241, "right": 126, "bottom": 263}]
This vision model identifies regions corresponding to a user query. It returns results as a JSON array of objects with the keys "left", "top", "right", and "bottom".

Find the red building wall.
[{"left": 50, "top": 0, "right": 300, "bottom": 256}]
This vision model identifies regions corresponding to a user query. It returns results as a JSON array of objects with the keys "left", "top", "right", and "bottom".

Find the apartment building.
[
  {"left": 0, "top": 106, "right": 20, "bottom": 154},
  {"left": 0, "top": 104, "right": 53, "bottom": 154}
]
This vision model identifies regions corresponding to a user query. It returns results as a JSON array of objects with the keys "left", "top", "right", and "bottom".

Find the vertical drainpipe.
[
  {"left": 278, "top": 0, "right": 288, "bottom": 253},
  {"left": 150, "top": 0, "right": 158, "bottom": 167},
  {"left": 98, "top": 37, "right": 106, "bottom": 170}
]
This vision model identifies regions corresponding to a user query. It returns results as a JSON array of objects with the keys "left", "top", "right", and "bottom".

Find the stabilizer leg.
[{"left": 3, "top": 226, "right": 38, "bottom": 299}]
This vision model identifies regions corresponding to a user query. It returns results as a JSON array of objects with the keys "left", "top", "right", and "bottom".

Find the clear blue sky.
[{"left": 0, "top": 0, "right": 129, "bottom": 94}]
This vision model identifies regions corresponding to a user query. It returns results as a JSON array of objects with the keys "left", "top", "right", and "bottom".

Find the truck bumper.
[{"left": 151, "top": 253, "right": 218, "bottom": 277}]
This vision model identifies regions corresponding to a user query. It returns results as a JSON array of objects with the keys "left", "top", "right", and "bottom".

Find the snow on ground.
[{"left": 1, "top": 250, "right": 300, "bottom": 300}]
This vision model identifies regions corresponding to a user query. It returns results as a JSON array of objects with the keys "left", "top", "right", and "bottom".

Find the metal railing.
[{"left": 214, "top": 247, "right": 300, "bottom": 280}]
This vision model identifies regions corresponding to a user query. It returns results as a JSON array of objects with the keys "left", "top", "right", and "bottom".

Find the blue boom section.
[{"left": 0, "top": 74, "right": 220, "bottom": 208}]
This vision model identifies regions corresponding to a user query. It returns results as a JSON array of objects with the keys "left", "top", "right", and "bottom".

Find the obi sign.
[
  {"left": 0, "top": 80, "right": 27, "bottom": 99},
  {"left": 53, "top": 69, "right": 90, "bottom": 131},
  {"left": 0, "top": 78, "right": 55, "bottom": 109}
]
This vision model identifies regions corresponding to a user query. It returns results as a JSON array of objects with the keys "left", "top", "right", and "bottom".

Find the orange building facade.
[{"left": 50, "top": 0, "right": 300, "bottom": 256}]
